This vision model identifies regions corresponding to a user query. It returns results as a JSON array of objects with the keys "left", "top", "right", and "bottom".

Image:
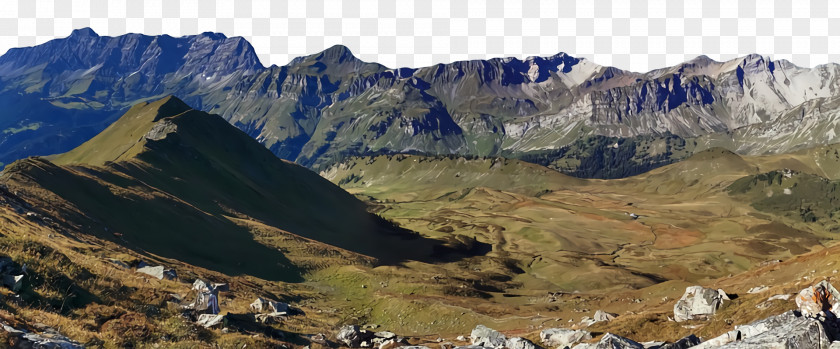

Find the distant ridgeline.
[{"left": 3, "top": 28, "right": 840, "bottom": 178}]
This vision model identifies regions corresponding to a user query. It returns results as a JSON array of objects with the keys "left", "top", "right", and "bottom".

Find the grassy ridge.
[{"left": 4, "top": 96, "right": 436, "bottom": 282}]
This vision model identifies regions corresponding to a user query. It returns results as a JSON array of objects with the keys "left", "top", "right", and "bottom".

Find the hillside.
[
  {"left": 1, "top": 96, "right": 431, "bottom": 281},
  {"left": 323, "top": 152, "right": 836, "bottom": 298},
  {"left": 1, "top": 97, "right": 840, "bottom": 347}
]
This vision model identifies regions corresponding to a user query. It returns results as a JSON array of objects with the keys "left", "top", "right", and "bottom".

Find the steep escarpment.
[{"left": 3, "top": 29, "right": 840, "bottom": 177}]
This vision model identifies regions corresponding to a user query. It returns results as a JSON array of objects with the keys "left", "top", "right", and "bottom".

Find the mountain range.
[
  {"left": 4, "top": 27, "right": 840, "bottom": 348},
  {"left": 3, "top": 28, "right": 840, "bottom": 177}
]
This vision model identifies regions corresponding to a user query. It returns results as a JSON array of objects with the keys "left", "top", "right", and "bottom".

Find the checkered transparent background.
[{"left": 1, "top": 0, "right": 838, "bottom": 72}]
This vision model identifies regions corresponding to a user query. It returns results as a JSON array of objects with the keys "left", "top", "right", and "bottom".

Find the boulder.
[
  {"left": 767, "top": 294, "right": 791, "bottom": 301},
  {"left": 673, "top": 286, "right": 727, "bottom": 322},
  {"left": 692, "top": 330, "right": 739, "bottom": 349},
  {"left": 191, "top": 291, "right": 220, "bottom": 314},
  {"left": 540, "top": 328, "right": 592, "bottom": 348},
  {"left": 470, "top": 325, "right": 506, "bottom": 348},
  {"left": 310, "top": 333, "right": 328, "bottom": 345},
  {"left": 1, "top": 322, "right": 83, "bottom": 349},
  {"left": 337, "top": 325, "right": 375, "bottom": 348},
  {"left": 506, "top": 337, "right": 537, "bottom": 349},
  {"left": 378, "top": 339, "right": 398, "bottom": 349},
  {"left": 196, "top": 314, "right": 225, "bottom": 328},
  {"left": 734, "top": 310, "right": 800, "bottom": 338},
  {"left": 250, "top": 297, "right": 290, "bottom": 313},
  {"left": 255, "top": 312, "right": 286, "bottom": 324},
  {"left": 795, "top": 280, "right": 840, "bottom": 316},
  {"left": 593, "top": 310, "right": 617, "bottom": 323},
  {"left": 718, "top": 315, "right": 830, "bottom": 348},
  {"left": 375, "top": 331, "right": 397, "bottom": 339},
  {"left": 594, "top": 333, "right": 643, "bottom": 349},
  {"left": 136, "top": 265, "right": 177, "bottom": 280},
  {"left": 193, "top": 279, "right": 228, "bottom": 294},
  {"left": 659, "top": 334, "right": 700, "bottom": 349},
  {"left": 691, "top": 310, "right": 833, "bottom": 348},
  {"left": 747, "top": 286, "right": 770, "bottom": 294}
]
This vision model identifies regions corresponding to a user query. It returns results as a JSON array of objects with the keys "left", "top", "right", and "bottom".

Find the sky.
[{"left": 1, "top": 0, "right": 837, "bottom": 72}]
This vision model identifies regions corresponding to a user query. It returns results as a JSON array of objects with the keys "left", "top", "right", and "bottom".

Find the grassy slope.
[
  {"left": 323, "top": 149, "right": 840, "bottom": 295},
  {"left": 4, "top": 96, "right": 435, "bottom": 282}
]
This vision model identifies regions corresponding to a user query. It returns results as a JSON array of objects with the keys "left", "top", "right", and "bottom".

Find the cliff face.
[{"left": 2, "top": 28, "right": 840, "bottom": 174}]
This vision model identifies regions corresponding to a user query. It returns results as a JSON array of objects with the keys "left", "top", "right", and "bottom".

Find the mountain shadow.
[{"left": 0, "top": 96, "right": 444, "bottom": 281}]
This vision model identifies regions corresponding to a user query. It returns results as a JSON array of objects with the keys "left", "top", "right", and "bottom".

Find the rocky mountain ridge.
[{"left": 3, "top": 28, "right": 840, "bottom": 176}]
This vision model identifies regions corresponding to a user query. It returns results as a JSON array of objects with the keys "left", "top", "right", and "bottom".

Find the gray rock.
[
  {"left": 734, "top": 310, "right": 800, "bottom": 338},
  {"left": 506, "top": 337, "right": 537, "bottom": 349},
  {"left": 249, "top": 297, "right": 290, "bottom": 313},
  {"left": 593, "top": 310, "right": 618, "bottom": 323},
  {"left": 255, "top": 312, "right": 286, "bottom": 324},
  {"left": 375, "top": 331, "right": 397, "bottom": 339},
  {"left": 795, "top": 280, "right": 840, "bottom": 317},
  {"left": 136, "top": 265, "right": 176, "bottom": 280},
  {"left": 659, "top": 334, "right": 700, "bottom": 349},
  {"left": 337, "top": 325, "right": 375, "bottom": 348},
  {"left": 540, "top": 328, "right": 593, "bottom": 348},
  {"left": 693, "top": 330, "right": 740, "bottom": 349},
  {"left": 747, "top": 286, "right": 770, "bottom": 294},
  {"left": 310, "top": 333, "right": 328, "bottom": 345},
  {"left": 718, "top": 315, "right": 830, "bottom": 348},
  {"left": 594, "top": 333, "right": 643, "bottom": 349},
  {"left": 145, "top": 120, "right": 178, "bottom": 141},
  {"left": 378, "top": 339, "right": 397, "bottom": 349},
  {"left": 195, "top": 314, "right": 225, "bottom": 328},
  {"left": 1, "top": 322, "right": 83, "bottom": 349},
  {"left": 674, "top": 286, "right": 727, "bottom": 322},
  {"left": 470, "top": 325, "right": 507, "bottom": 349}
]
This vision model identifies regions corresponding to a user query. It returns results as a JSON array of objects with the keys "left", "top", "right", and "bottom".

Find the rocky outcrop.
[
  {"left": 337, "top": 325, "right": 372, "bottom": 348},
  {"left": 659, "top": 334, "right": 701, "bottom": 349},
  {"left": 145, "top": 120, "right": 179, "bottom": 141},
  {"left": 718, "top": 311, "right": 830, "bottom": 348},
  {"left": 249, "top": 297, "right": 290, "bottom": 313},
  {"left": 795, "top": 280, "right": 840, "bottom": 316},
  {"left": 470, "top": 325, "right": 507, "bottom": 348},
  {"left": 506, "top": 337, "right": 537, "bottom": 349},
  {"left": 593, "top": 310, "right": 617, "bottom": 323},
  {"left": 673, "top": 286, "right": 728, "bottom": 322},
  {"left": 0, "top": 256, "right": 25, "bottom": 292},
  {"left": 1, "top": 322, "right": 83, "bottom": 348},
  {"left": 136, "top": 264, "right": 177, "bottom": 280},
  {"left": 540, "top": 328, "right": 592, "bottom": 348},
  {"left": 196, "top": 314, "right": 225, "bottom": 328},
  {"left": 572, "top": 333, "right": 642, "bottom": 349},
  {"left": 692, "top": 281, "right": 840, "bottom": 348}
]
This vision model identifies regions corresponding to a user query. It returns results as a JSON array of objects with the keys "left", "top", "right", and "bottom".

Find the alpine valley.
[{"left": 0, "top": 29, "right": 839, "bottom": 348}]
